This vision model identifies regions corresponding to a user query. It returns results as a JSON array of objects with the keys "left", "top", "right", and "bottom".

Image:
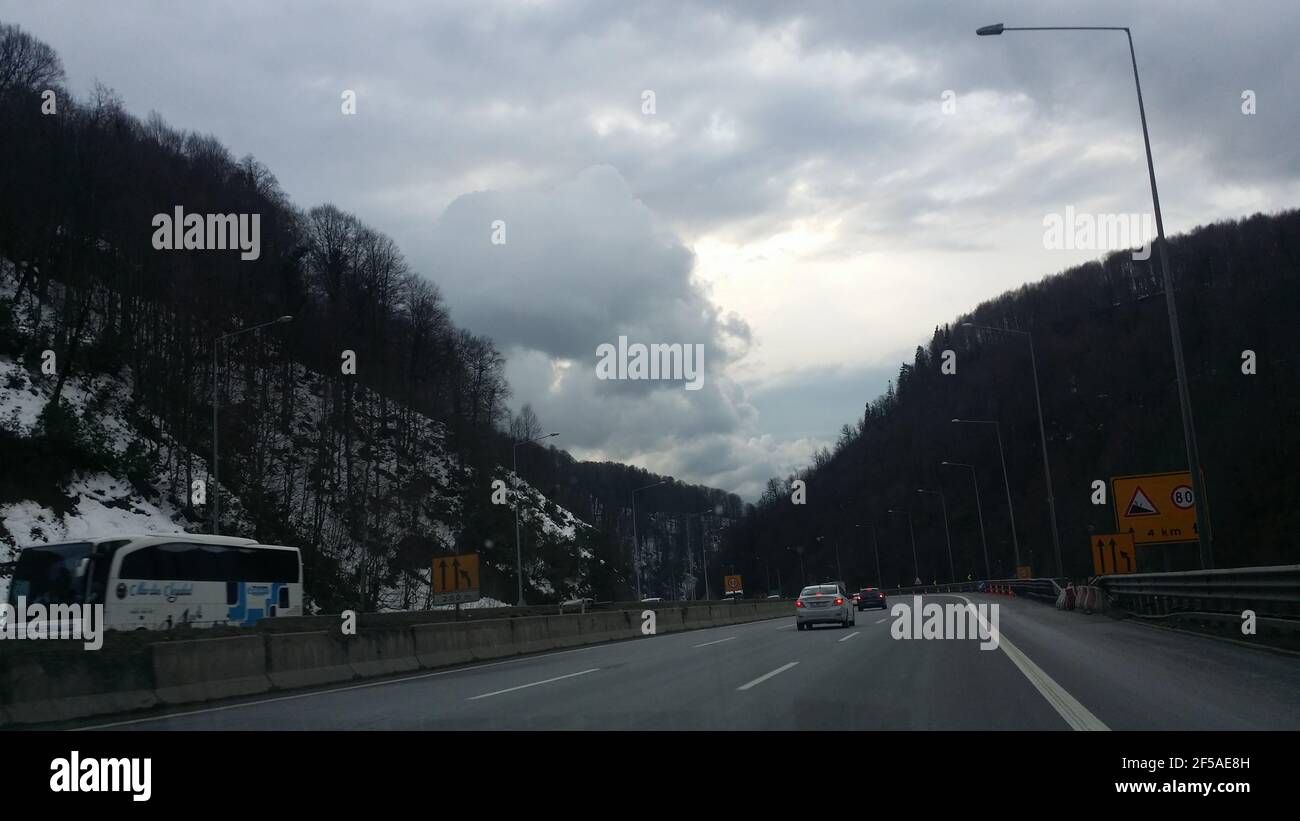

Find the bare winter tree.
[
  {"left": 0, "top": 22, "right": 65, "bottom": 96},
  {"left": 510, "top": 403, "right": 542, "bottom": 443}
]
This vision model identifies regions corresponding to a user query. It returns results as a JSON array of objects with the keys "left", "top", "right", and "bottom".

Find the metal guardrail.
[
  {"left": 1009, "top": 578, "right": 1066, "bottom": 602},
  {"left": 1095, "top": 564, "right": 1300, "bottom": 619},
  {"left": 894, "top": 583, "right": 974, "bottom": 595},
  {"left": 892, "top": 578, "right": 1065, "bottom": 602}
]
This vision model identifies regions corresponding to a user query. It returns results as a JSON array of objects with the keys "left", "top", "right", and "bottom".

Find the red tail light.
[
  {"left": 795, "top": 600, "right": 804, "bottom": 608},
  {"left": 834, "top": 597, "right": 844, "bottom": 605}
]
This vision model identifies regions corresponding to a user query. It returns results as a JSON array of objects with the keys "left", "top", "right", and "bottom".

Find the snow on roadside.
[{"left": 431, "top": 595, "right": 510, "bottom": 610}]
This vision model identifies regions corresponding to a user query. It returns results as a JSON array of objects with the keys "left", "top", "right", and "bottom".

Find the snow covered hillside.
[{"left": 0, "top": 260, "right": 593, "bottom": 609}]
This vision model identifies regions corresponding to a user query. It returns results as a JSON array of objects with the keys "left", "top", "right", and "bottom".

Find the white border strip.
[{"left": 954, "top": 594, "right": 1109, "bottom": 731}]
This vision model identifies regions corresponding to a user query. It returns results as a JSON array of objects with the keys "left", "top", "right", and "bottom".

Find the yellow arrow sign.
[
  {"left": 433, "top": 553, "right": 479, "bottom": 595},
  {"left": 1091, "top": 533, "right": 1136, "bottom": 575}
]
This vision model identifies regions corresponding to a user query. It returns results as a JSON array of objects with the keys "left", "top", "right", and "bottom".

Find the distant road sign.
[
  {"left": 1112, "top": 471, "right": 1199, "bottom": 544},
  {"left": 723, "top": 574, "right": 743, "bottom": 594},
  {"left": 1091, "top": 533, "right": 1136, "bottom": 575},
  {"left": 433, "top": 553, "right": 480, "bottom": 605},
  {"left": 1016, "top": 565, "right": 1031, "bottom": 580}
]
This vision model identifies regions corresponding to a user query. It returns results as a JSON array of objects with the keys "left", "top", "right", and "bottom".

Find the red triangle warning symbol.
[{"left": 1125, "top": 486, "right": 1159, "bottom": 517}]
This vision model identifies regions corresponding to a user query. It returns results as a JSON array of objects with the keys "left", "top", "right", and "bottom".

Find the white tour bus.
[{"left": 5, "top": 534, "right": 303, "bottom": 630}]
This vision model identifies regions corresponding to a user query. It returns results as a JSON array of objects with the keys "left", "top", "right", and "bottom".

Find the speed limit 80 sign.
[{"left": 1171, "top": 484, "right": 1195, "bottom": 509}]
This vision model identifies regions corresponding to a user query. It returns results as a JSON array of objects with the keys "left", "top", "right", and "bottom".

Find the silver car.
[{"left": 795, "top": 583, "right": 855, "bottom": 630}]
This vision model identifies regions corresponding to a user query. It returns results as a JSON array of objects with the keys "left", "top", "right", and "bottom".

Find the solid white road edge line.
[{"left": 953, "top": 594, "right": 1110, "bottom": 731}]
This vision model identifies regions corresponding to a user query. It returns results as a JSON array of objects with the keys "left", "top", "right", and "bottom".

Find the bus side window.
[{"left": 122, "top": 544, "right": 183, "bottom": 580}]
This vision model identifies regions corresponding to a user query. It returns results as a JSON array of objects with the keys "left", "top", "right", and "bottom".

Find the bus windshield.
[{"left": 8, "top": 542, "right": 92, "bottom": 605}]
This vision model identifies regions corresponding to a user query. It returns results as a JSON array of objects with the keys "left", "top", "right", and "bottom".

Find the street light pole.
[
  {"left": 787, "top": 546, "right": 806, "bottom": 587},
  {"left": 870, "top": 524, "right": 881, "bottom": 586},
  {"left": 683, "top": 513, "right": 693, "bottom": 600},
  {"left": 212, "top": 342, "right": 218, "bottom": 534},
  {"left": 855, "top": 523, "right": 883, "bottom": 587},
  {"left": 952, "top": 419, "right": 1021, "bottom": 573},
  {"left": 685, "top": 506, "right": 717, "bottom": 599},
  {"left": 887, "top": 509, "right": 920, "bottom": 583},
  {"left": 632, "top": 501, "right": 639, "bottom": 598},
  {"left": 960, "top": 323, "right": 1061, "bottom": 576},
  {"left": 942, "top": 461, "right": 991, "bottom": 580},
  {"left": 917, "top": 489, "right": 956, "bottom": 582},
  {"left": 977, "top": 22, "right": 1212, "bottom": 569},
  {"left": 211, "top": 315, "right": 293, "bottom": 535},
  {"left": 513, "top": 431, "right": 559, "bottom": 606},
  {"left": 816, "top": 535, "right": 841, "bottom": 583},
  {"left": 631, "top": 481, "right": 666, "bottom": 600}
]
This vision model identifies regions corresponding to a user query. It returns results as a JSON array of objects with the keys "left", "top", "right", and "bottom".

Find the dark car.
[{"left": 856, "top": 587, "right": 887, "bottom": 611}]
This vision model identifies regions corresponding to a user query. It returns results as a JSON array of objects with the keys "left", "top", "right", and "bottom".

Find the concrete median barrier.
[
  {"left": 413, "top": 622, "right": 472, "bottom": 668},
  {"left": 346, "top": 629, "right": 419, "bottom": 678},
  {"left": 267, "top": 631, "right": 353, "bottom": 689},
  {"left": 511, "top": 616, "right": 553, "bottom": 655},
  {"left": 0, "top": 651, "right": 157, "bottom": 725},
  {"left": 684, "top": 606, "right": 716, "bottom": 630},
  {"left": 578, "top": 611, "right": 632, "bottom": 644},
  {"left": 655, "top": 606, "right": 686, "bottom": 634},
  {"left": 151, "top": 635, "right": 270, "bottom": 705},
  {"left": 711, "top": 604, "right": 741, "bottom": 625},
  {"left": 464, "top": 619, "right": 515, "bottom": 661},
  {"left": 545, "top": 614, "right": 585, "bottom": 649}
]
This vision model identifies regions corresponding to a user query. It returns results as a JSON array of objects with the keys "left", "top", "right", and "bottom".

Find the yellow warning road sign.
[
  {"left": 1016, "top": 565, "right": 1032, "bottom": 580},
  {"left": 433, "top": 553, "right": 480, "bottom": 605},
  {"left": 1091, "top": 533, "right": 1136, "bottom": 575},
  {"left": 723, "top": 574, "right": 743, "bottom": 594},
  {"left": 1112, "top": 471, "right": 1199, "bottom": 544}
]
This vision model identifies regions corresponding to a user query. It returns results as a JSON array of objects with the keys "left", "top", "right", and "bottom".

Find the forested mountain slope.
[{"left": 723, "top": 209, "right": 1300, "bottom": 588}]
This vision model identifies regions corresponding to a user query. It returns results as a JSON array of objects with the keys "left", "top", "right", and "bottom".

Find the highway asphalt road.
[{"left": 72, "top": 594, "right": 1300, "bottom": 730}]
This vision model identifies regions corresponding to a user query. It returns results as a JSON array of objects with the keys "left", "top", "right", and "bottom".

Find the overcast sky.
[{"left": 5, "top": 0, "right": 1298, "bottom": 499}]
